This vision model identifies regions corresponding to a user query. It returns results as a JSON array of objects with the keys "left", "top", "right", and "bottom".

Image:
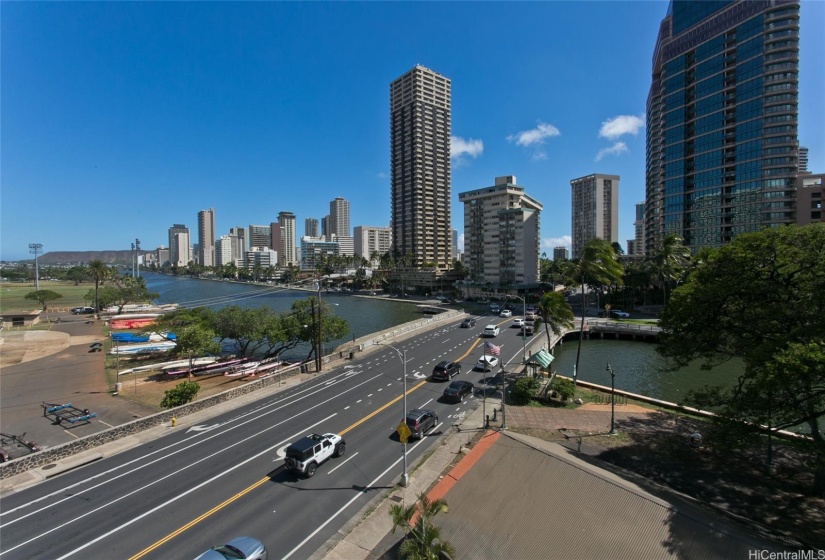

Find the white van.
[{"left": 483, "top": 325, "right": 500, "bottom": 337}]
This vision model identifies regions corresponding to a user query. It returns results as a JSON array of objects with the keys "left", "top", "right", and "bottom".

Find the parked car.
[
  {"left": 432, "top": 360, "right": 461, "bottom": 381},
  {"left": 442, "top": 380, "right": 474, "bottom": 403},
  {"left": 195, "top": 536, "right": 268, "bottom": 560},
  {"left": 499, "top": 309, "right": 512, "bottom": 318},
  {"left": 283, "top": 433, "right": 345, "bottom": 478},
  {"left": 610, "top": 310, "right": 630, "bottom": 319},
  {"left": 482, "top": 325, "right": 500, "bottom": 337},
  {"left": 521, "top": 325, "right": 535, "bottom": 337},
  {"left": 71, "top": 306, "right": 95, "bottom": 315},
  {"left": 512, "top": 318, "right": 525, "bottom": 328},
  {"left": 460, "top": 318, "right": 476, "bottom": 328},
  {"left": 405, "top": 408, "right": 438, "bottom": 439},
  {"left": 476, "top": 355, "right": 500, "bottom": 371}
]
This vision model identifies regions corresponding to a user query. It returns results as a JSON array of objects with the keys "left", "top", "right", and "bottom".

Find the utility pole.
[
  {"left": 131, "top": 242, "right": 136, "bottom": 278},
  {"left": 28, "top": 243, "right": 43, "bottom": 291},
  {"left": 135, "top": 239, "right": 141, "bottom": 278}
]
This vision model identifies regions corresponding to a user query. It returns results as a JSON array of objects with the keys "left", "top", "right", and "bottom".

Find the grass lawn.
[{"left": 1, "top": 281, "right": 97, "bottom": 313}]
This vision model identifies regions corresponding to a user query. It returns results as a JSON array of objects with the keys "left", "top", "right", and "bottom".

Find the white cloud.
[
  {"left": 595, "top": 141, "right": 628, "bottom": 161},
  {"left": 541, "top": 235, "right": 572, "bottom": 250},
  {"left": 377, "top": 172, "right": 388, "bottom": 179},
  {"left": 450, "top": 136, "right": 484, "bottom": 159},
  {"left": 531, "top": 152, "right": 548, "bottom": 162},
  {"left": 598, "top": 115, "right": 645, "bottom": 140},
  {"left": 507, "top": 122, "right": 560, "bottom": 147}
]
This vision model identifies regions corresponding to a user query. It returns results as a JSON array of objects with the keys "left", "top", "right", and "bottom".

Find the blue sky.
[{"left": 2, "top": 1, "right": 823, "bottom": 261}]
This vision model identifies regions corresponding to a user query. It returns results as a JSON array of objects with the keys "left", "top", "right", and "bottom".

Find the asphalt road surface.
[{"left": 0, "top": 311, "right": 532, "bottom": 559}]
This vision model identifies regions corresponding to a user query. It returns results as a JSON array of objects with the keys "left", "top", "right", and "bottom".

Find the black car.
[
  {"left": 432, "top": 360, "right": 461, "bottom": 381},
  {"left": 405, "top": 408, "right": 438, "bottom": 439},
  {"left": 460, "top": 318, "right": 476, "bottom": 328},
  {"left": 442, "top": 380, "right": 474, "bottom": 403}
]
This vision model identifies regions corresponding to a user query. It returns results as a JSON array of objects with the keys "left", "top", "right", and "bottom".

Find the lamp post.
[
  {"left": 135, "top": 238, "right": 141, "bottom": 278},
  {"left": 376, "top": 341, "right": 409, "bottom": 487},
  {"left": 131, "top": 242, "right": 136, "bottom": 278},
  {"left": 29, "top": 243, "right": 43, "bottom": 292},
  {"left": 606, "top": 362, "right": 616, "bottom": 435}
]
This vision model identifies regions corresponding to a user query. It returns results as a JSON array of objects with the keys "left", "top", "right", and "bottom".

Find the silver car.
[{"left": 195, "top": 536, "right": 268, "bottom": 560}]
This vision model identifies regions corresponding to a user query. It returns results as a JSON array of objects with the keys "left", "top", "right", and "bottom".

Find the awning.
[{"left": 525, "top": 349, "right": 554, "bottom": 370}]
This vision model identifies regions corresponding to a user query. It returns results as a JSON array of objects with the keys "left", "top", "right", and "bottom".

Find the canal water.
[{"left": 144, "top": 273, "right": 743, "bottom": 402}]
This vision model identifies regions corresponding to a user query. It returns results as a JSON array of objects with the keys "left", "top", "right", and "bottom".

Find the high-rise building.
[
  {"left": 244, "top": 247, "right": 278, "bottom": 272},
  {"left": 229, "top": 227, "right": 246, "bottom": 259},
  {"left": 197, "top": 208, "right": 215, "bottom": 267},
  {"left": 329, "top": 197, "right": 350, "bottom": 238},
  {"left": 248, "top": 224, "right": 271, "bottom": 249},
  {"left": 270, "top": 221, "right": 282, "bottom": 261},
  {"left": 631, "top": 201, "right": 646, "bottom": 256},
  {"left": 571, "top": 174, "right": 619, "bottom": 259},
  {"left": 321, "top": 216, "right": 330, "bottom": 239},
  {"left": 156, "top": 246, "right": 170, "bottom": 267},
  {"left": 215, "top": 235, "right": 233, "bottom": 267},
  {"left": 354, "top": 226, "right": 392, "bottom": 261},
  {"left": 390, "top": 65, "right": 452, "bottom": 269},
  {"left": 300, "top": 236, "right": 339, "bottom": 271},
  {"left": 459, "top": 176, "right": 543, "bottom": 287},
  {"left": 646, "top": 0, "right": 801, "bottom": 254},
  {"left": 797, "top": 173, "right": 823, "bottom": 225},
  {"left": 278, "top": 211, "right": 297, "bottom": 266},
  {"left": 798, "top": 146, "right": 809, "bottom": 173},
  {"left": 451, "top": 229, "right": 459, "bottom": 261},
  {"left": 305, "top": 218, "right": 319, "bottom": 238},
  {"left": 553, "top": 247, "right": 569, "bottom": 261},
  {"left": 168, "top": 224, "right": 191, "bottom": 267}
]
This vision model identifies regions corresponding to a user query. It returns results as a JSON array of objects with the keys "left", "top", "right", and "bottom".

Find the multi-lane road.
[{"left": 0, "top": 311, "right": 534, "bottom": 559}]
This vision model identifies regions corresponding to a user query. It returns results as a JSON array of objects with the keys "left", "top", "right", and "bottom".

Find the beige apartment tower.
[
  {"left": 390, "top": 65, "right": 452, "bottom": 269},
  {"left": 571, "top": 174, "right": 619, "bottom": 259},
  {"left": 197, "top": 208, "right": 215, "bottom": 267}
]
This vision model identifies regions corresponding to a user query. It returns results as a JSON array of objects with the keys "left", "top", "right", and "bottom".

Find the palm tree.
[
  {"left": 86, "top": 260, "right": 110, "bottom": 316},
  {"left": 537, "top": 291, "right": 575, "bottom": 352},
  {"left": 390, "top": 493, "right": 455, "bottom": 560},
  {"left": 653, "top": 233, "right": 691, "bottom": 305},
  {"left": 572, "top": 239, "right": 624, "bottom": 384}
]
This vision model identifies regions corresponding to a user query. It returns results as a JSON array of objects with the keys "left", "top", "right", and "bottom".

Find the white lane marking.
[
  {"left": 377, "top": 388, "right": 382, "bottom": 392},
  {"left": 98, "top": 420, "right": 114, "bottom": 428},
  {"left": 12, "top": 415, "right": 337, "bottom": 559},
  {"left": 356, "top": 399, "right": 362, "bottom": 403},
  {"left": 186, "top": 424, "right": 220, "bottom": 434},
  {"left": 327, "top": 452, "right": 358, "bottom": 475},
  {"left": 282, "top": 436, "right": 431, "bottom": 559},
  {"left": 344, "top": 406, "right": 350, "bottom": 410},
  {"left": 367, "top": 394, "right": 373, "bottom": 397},
  {"left": 387, "top": 383, "right": 392, "bottom": 387},
  {"left": 419, "top": 398, "right": 433, "bottom": 408}
]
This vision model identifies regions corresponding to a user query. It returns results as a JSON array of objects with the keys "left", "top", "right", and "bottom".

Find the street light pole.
[
  {"left": 135, "top": 239, "right": 141, "bottom": 279},
  {"left": 29, "top": 243, "right": 43, "bottom": 292},
  {"left": 377, "top": 342, "right": 409, "bottom": 487},
  {"left": 606, "top": 362, "right": 616, "bottom": 435}
]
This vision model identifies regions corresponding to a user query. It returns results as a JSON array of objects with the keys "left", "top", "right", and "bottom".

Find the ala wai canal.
[{"left": 144, "top": 273, "right": 743, "bottom": 404}]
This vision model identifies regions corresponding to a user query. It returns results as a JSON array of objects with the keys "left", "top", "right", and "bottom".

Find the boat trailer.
[{"left": 42, "top": 402, "right": 97, "bottom": 426}]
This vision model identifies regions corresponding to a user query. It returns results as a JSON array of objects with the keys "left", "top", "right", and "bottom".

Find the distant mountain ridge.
[{"left": 37, "top": 250, "right": 138, "bottom": 265}]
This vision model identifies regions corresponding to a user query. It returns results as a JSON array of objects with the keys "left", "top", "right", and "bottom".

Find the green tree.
[
  {"left": 87, "top": 259, "right": 111, "bottom": 315},
  {"left": 651, "top": 233, "right": 691, "bottom": 305},
  {"left": 174, "top": 324, "right": 221, "bottom": 380},
  {"left": 572, "top": 239, "right": 624, "bottom": 384},
  {"left": 390, "top": 493, "right": 455, "bottom": 560},
  {"left": 658, "top": 224, "right": 825, "bottom": 494},
  {"left": 66, "top": 265, "right": 87, "bottom": 286},
  {"left": 25, "top": 290, "right": 63, "bottom": 310},
  {"left": 109, "top": 276, "right": 160, "bottom": 314},
  {"left": 160, "top": 381, "right": 201, "bottom": 408},
  {"left": 510, "top": 376, "right": 541, "bottom": 406},
  {"left": 536, "top": 291, "right": 574, "bottom": 351}
]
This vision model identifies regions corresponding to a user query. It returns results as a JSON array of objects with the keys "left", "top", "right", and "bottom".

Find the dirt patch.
[{"left": 0, "top": 331, "right": 70, "bottom": 365}]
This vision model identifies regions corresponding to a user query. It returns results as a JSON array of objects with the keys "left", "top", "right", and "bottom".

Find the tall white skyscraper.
[
  {"left": 168, "top": 224, "right": 191, "bottom": 267},
  {"left": 278, "top": 211, "right": 297, "bottom": 266}
]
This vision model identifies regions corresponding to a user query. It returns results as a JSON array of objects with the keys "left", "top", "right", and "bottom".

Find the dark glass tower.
[{"left": 645, "top": 0, "right": 800, "bottom": 254}]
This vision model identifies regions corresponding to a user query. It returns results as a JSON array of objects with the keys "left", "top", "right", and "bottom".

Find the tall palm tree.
[
  {"left": 653, "top": 233, "right": 691, "bottom": 305},
  {"left": 390, "top": 493, "right": 455, "bottom": 560},
  {"left": 537, "top": 291, "right": 575, "bottom": 352},
  {"left": 86, "top": 260, "right": 110, "bottom": 316},
  {"left": 572, "top": 239, "right": 624, "bottom": 384}
]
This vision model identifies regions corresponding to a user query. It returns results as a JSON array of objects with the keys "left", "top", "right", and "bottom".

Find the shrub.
[
  {"left": 160, "top": 381, "right": 201, "bottom": 408},
  {"left": 510, "top": 376, "right": 541, "bottom": 405},
  {"left": 550, "top": 377, "right": 575, "bottom": 402}
]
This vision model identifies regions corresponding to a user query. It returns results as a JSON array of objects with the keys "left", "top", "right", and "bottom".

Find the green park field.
[{"left": 0, "top": 281, "right": 95, "bottom": 314}]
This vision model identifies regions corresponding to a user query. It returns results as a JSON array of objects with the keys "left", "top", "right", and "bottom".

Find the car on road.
[
  {"left": 432, "top": 360, "right": 461, "bottom": 381},
  {"left": 460, "top": 318, "right": 476, "bottom": 328},
  {"left": 610, "top": 310, "right": 631, "bottom": 319},
  {"left": 71, "top": 306, "right": 95, "bottom": 314},
  {"left": 284, "top": 433, "right": 345, "bottom": 478},
  {"left": 405, "top": 408, "right": 438, "bottom": 439},
  {"left": 521, "top": 325, "right": 535, "bottom": 337},
  {"left": 499, "top": 309, "right": 512, "bottom": 318},
  {"left": 482, "top": 325, "right": 500, "bottom": 337},
  {"left": 476, "top": 355, "right": 500, "bottom": 371},
  {"left": 512, "top": 318, "right": 525, "bottom": 328},
  {"left": 195, "top": 536, "right": 268, "bottom": 560},
  {"left": 442, "top": 380, "right": 474, "bottom": 403}
]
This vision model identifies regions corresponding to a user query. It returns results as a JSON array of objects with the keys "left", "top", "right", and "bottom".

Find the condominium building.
[
  {"left": 215, "top": 235, "right": 233, "bottom": 267},
  {"left": 278, "top": 211, "right": 297, "bottom": 266},
  {"left": 796, "top": 173, "right": 823, "bottom": 225},
  {"left": 229, "top": 227, "right": 246, "bottom": 259},
  {"left": 167, "top": 224, "right": 190, "bottom": 267},
  {"left": 270, "top": 222, "right": 281, "bottom": 261},
  {"left": 305, "top": 218, "right": 319, "bottom": 238},
  {"left": 244, "top": 247, "right": 278, "bottom": 271},
  {"left": 553, "top": 247, "right": 569, "bottom": 261},
  {"left": 321, "top": 216, "right": 330, "bottom": 239},
  {"left": 248, "top": 224, "right": 271, "bottom": 249},
  {"left": 571, "top": 174, "right": 619, "bottom": 259},
  {"left": 646, "top": 0, "right": 801, "bottom": 253},
  {"left": 630, "top": 201, "right": 646, "bottom": 256},
  {"left": 354, "top": 226, "right": 392, "bottom": 261},
  {"left": 798, "top": 146, "right": 809, "bottom": 173},
  {"left": 333, "top": 235, "right": 355, "bottom": 257},
  {"left": 329, "top": 197, "right": 350, "bottom": 238},
  {"left": 390, "top": 65, "right": 452, "bottom": 269},
  {"left": 300, "top": 237, "right": 339, "bottom": 271},
  {"left": 197, "top": 208, "right": 215, "bottom": 267},
  {"left": 459, "top": 176, "right": 543, "bottom": 287}
]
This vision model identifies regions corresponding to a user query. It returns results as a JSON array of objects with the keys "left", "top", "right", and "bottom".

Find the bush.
[
  {"left": 510, "top": 376, "right": 541, "bottom": 405},
  {"left": 550, "top": 377, "right": 575, "bottom": 402},
  {"left": 160, "top": 381, "right": 201, "bottom": 408}
]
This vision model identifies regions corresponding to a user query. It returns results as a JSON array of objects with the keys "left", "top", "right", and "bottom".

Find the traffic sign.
[{"left": 396, "top": 421, "right": 411, "bottom": 443}]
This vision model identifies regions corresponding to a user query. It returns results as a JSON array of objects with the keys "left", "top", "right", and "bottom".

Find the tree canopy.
[
  {"left": 25, "top": 290, "right": 63, "bottom": 310},
  {"left": 658, "top": 224, "right": 825, "bottom": 493}
]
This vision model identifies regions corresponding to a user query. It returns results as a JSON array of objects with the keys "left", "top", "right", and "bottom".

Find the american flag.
[{"left": 484, "top": 341, "right": 500, "bottom": 356}]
